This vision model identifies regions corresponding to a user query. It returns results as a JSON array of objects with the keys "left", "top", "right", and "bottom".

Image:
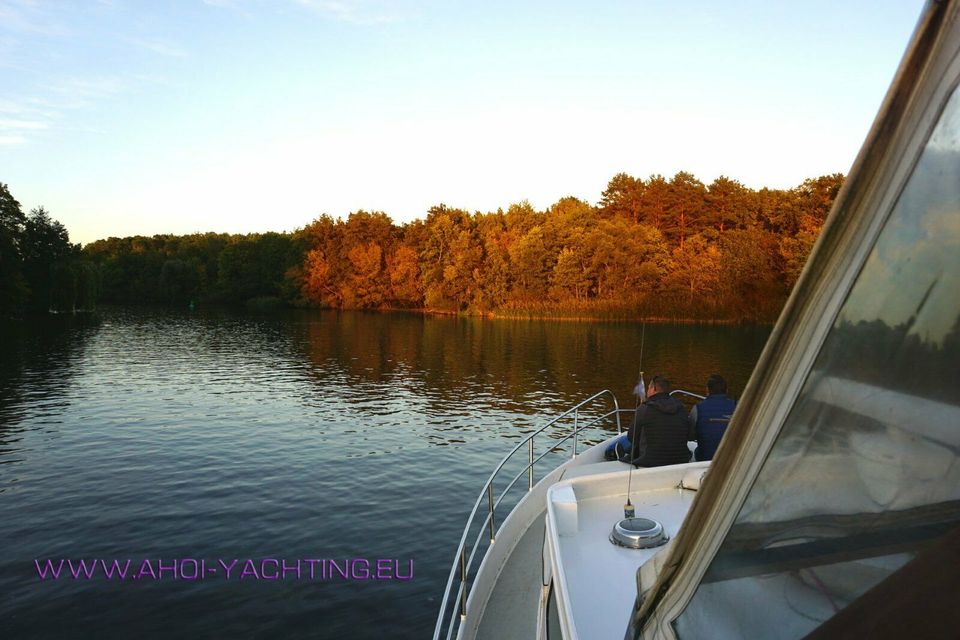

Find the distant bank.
[{"left": 3, "top": 170, "right": 842, "bottom": 322}]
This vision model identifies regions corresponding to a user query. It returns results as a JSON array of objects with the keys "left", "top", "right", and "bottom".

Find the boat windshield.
[{"left": 673, "top": 81, "right": 960, "bottom": 639}]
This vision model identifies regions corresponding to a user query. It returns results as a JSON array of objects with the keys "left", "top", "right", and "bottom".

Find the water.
[{"left": 0, "top": 308, "right": 769, "bottom": 638}]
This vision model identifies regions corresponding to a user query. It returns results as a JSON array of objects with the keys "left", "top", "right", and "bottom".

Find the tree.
[
  {"left": 21, "top": 207, "right": 75, "bottom": 311},
  {"left": 665, "top": 234, "right": 722, "bottom": 308},
  {"left": 504, "top": 201, "right": 543, "bottom": 236},
  {"left": 719, "top": 228, "right": 781, "bottom": 318},
  {"left": 159, "top": 258, "right": 200, "bottom": 304},
  {"left": 599, "top": 173, "right": 644, "bottom": 223},
  {"left": 639, "top": 174, "right": 669, "bottom": 231},
  {"left": 302, "top": 248, "right": 340, "bottom": 307},
  {"left": 443, "top": 228, "right": 484, "bottom": 310},
  {"left": 419, "top": 204, "right": 471, "bottom": 288},
  {"left": 795, "top": 174, "right": 844, "bottom": 227},
  {"left": 779, "top": 220, "right": 821, "bottom": 289},
  {"left": 475, "top": 213, "right": 512, "bottom": 310},
  {"left": 346, "top": 241, "right": 386, "bottom": 308},
  {"left": 0, "top": 183, "right": 27, "bottom": 313},
  {"left": 550, "top": 246, "right": 591, "bottom": 301},
  {"left": 509, "top": 225, "right": 552, "bottom": 299},
  {"left": 662, "top": 171, "right": 707, "bottom": 249},
  {"left": 706, "top": 176, "right": 753, "bottom": 233},
  {"left": 387, "top": 244, "right": 421, "bottom": 307},
  {"left": 584, "top": 219, "right": 665, "bottom": 299}
]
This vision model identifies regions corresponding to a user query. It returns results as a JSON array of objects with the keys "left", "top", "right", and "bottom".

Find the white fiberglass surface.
[{"left": 548, "top": 467, "right": 700, "bottom": 640}]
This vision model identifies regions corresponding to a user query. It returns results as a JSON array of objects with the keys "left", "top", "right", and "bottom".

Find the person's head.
[
  {"left": 649, "top": 375, "right": 673, "bottom": 395},
  {"left": 707, "top": 374, "right": 727, "bottom": 395}
]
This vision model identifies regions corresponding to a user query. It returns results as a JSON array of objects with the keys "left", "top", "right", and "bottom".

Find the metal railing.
[
  {"left": 616, "top": 389, "right": 706, "bottom": 421},
  {"left": 671, "top": 389, "right": 706, "bottom": 402},
  {"left": 432, "top": 390, "right": 622, "bottom": 640}
]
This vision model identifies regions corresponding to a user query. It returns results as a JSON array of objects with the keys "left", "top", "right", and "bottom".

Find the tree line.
[
  {"left": 2, "top": 171, "right": 843, "bottom": 320},
  {"left": 1, "top": 183, "right": 97, "bottom": 316}
]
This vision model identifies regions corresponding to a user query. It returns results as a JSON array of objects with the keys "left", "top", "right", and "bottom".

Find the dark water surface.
[{"left": 0, "top": 308, "right": 769, "bottom": 639}]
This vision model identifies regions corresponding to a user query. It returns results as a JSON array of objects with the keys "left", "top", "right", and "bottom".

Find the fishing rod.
[{"left": 625, "top": 321, "right": 646, "bottom": 518}]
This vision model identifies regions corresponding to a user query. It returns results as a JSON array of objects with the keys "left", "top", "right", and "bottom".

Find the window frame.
[{"left": 627, "top": 3, "right": 960, "bottom": 638}]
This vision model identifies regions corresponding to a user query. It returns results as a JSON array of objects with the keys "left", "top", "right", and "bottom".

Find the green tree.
[
  {"left": 21, "top": 207, "right": 75, "bottom": 311},
  {"left": 0, "top": 183, "right": 28, "bottom": 314},
  {"left": 217, "top": 233, "right": 299, "bottom": 303},
  {"left": 159, "top": 258, "right": 200, "bottom": 304}
]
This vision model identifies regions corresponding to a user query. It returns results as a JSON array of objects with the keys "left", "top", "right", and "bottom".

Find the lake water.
[{"left": 0, "top": 308, "right": 769, "bottom": 639}]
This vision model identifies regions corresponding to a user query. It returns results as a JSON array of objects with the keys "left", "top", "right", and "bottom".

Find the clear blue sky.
[{"left": 0, "top": 0, "right": 927, "bottom": 245}]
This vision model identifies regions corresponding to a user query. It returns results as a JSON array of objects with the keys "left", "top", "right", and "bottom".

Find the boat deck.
[
  {"left": 546, "top": 463, "right": 707, "bottom": 640},
  {"left": 475, "top": 511, "right": 544, "bottom": 640}
]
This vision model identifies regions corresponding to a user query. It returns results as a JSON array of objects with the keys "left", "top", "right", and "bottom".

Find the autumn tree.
[
  {"left": 509, "top": 225, "right": 553, "bottom": 299},
  {"left": 662, "top": 171, "right": 707, "bottom": 249},
  {"left": 443, "top": 227, "right": 484, "bottom": 310},
  {"left": 63, "top": 168, "right": 844, "bottom": 321},
  {"left": 419, "top": 205, "right": 472, "bottom": 310},
  {"left": 638, "top": 174, "right": 669, "bottom": 231},
  {"left": 665, "top": 233, "right": 722, "bottom": 308},
  {"left": 475, "top": 212, "right": 512, "bottom": 310},
  {"left": 706, "top": 176, "right": 753, "bottom": 233},
  {"left": 719, "top": 228, "right": 781, "bottom": 317},
  {"left": 504, "top": 200, "right": 543, "bottom": 236},
  {"left": 779, "top": 215, "right": 822, "bottom": 289},
  {"left": 795, "top": 174, "right": 844, "bottom": 227},
  {"left": 384, "top": 244, "right": 420, "bottom": 307},
  {"left": 302, "top": 248, "right": 340, "bottom": 307},
  {"left": 600, "top": 173, "right": 644, "bottom": 223}
]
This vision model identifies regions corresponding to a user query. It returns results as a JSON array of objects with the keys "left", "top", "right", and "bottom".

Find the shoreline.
[{"left": 47, "top": 302, "right": 778, "bottom": 325}]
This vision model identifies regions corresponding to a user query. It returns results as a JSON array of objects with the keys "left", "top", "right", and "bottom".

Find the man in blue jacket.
[{"left": 689, "top": 374, "right": 736, "bottom": 461}]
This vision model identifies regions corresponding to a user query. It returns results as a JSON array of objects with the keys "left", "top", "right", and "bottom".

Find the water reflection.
[
  {"left": 0, "top": 307, "right": 767, "bottom": 638},
  {"left": 291, "top": 311, "right": 769, "bottom": 444},
  {"left": 0, "top": 313, "right": 99, "bottom": 453}
]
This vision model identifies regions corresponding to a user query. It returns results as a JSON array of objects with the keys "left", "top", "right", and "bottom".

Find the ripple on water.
[{"left": 0, "top": 308, "right": 768, "bottom": 638}]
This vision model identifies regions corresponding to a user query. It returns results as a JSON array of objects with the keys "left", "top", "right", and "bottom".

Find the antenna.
[
  {"left": 624, "top": 372, "right": 643, "bottom": 518},
  {"left": 625, "top": 322, "right": 647, "bottom": 518}
]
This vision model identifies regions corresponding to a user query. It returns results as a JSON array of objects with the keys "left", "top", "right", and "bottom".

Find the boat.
[{"left": 434, "top": 1, "right": 960, "bottom": 638}]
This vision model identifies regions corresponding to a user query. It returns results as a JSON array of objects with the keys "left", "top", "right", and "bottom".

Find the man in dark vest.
[
  {"left": 689, "top": 374, "right": 737, "bottom": 461},
  {"left": 628, "top": 375, "right": 691, "bottom": 467}
]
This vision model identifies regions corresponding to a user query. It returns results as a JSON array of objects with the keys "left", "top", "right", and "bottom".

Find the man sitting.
[
  {"left": 688, "top": 374, "right": 736, "bottom": 461},
  {"left": 624, "top": 375, "right": 691, "bottom": 467}
]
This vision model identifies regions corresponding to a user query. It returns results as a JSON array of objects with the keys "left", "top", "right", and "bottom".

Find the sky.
[{"left": 0, "top": 0, "right": 928, "bottom": 246}]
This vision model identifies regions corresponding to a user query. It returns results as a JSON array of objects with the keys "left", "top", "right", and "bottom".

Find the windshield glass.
[{"left": 674, "top": 81, "right": 960, "bottom": 639}]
